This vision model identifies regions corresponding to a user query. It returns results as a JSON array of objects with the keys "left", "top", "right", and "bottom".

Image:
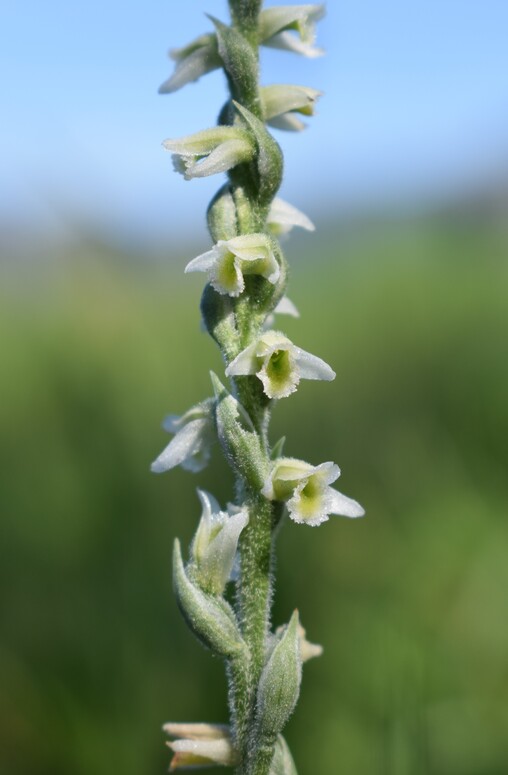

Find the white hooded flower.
[
  {"left": 163, "top": 722, "right": 237, "bottom": 770},
  {"left": 262, "top": 457, "right": 365, "bottom": 526},
  {"left": 158, "top": 33, "right": 222, "bottom": 94},
  {"left": 151, "top": 400, "right": 214, "bottom": 474},
  {"left": 261, "top": 84, "right": 322, "bottom": 131},
  {"left": 163, "top": 126, "right": 254, "bottom": 180},
  {"left": 185, "top": 234, "right": 279, "bottom": 297},
  {"left": 267, "top": 197, "right": 315, "bottom": 236},
  {"left": 225, "top": 330, "right": 335, "bottom": 399},
  {"left": 191, "top": 490, "right": 249, "bottom": 595},
  {"left": 259, "top": 5, "right": 326, "bottom": 58}
]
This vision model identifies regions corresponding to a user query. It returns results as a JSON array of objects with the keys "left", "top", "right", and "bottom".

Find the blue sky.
[{"left": 2, "top": 0, "right": 508, "bottom": 245}]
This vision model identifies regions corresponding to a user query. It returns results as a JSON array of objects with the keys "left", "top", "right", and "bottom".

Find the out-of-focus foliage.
[{"left": 1, "top": 212, "right": 507, "bottom": 775}]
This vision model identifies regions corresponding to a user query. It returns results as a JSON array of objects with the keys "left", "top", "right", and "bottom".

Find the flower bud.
[
  {"left": 190, "top": 490, "right": 249, "bottom": 596},
  {"left": 256, "top": 611, "right": 302, "bottom": 743},
  {"left": 275, "top": 621, "right": 323, "bottom": 662},
  {"left": 173, "top": 539, "right": 246, "bottom": 658}
]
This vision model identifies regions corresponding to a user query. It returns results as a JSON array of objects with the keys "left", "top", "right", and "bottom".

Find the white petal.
[
  {"left": 268, "top": 113, "right": 307, "bottom": 132},
  {"left": 169, "top": 737, "right": 235, "bottom": 767},
  {"left": 186, "top": 138, "right": 253, "bottom": 179},
  {"left": 163, "top": 722, "right": 229, "bottom": 740},
  {"left": 259, "top": 6, "right": 326, "bottom": 42},
  {"left": 185, "top": 248, "right": 218, "bottom": 274},
  {"left": 263, "top": 30, "right": 324, "bottom": 58},
  {"left": 206, "top": 509, "right": 249, "bottom": 589},
  {"left": 158, "top": 47, "right": 221, "bottom": 94},
  {"left": 274, "top": 296, "right": 300, "bottom": 317},
  {"left": 162, "top": 126, "right": 247, "bottom": 156},
  {"left": 225, "top": 341, "right": 259, "bottom": 377},
  {"left": 295, "top": 348, "right": 335, "bottom": 381},
  {"left": 151, "top": 418, "right": 209, "bottom": 473},
  {"left": 327, "top": 487, "right": 365, "bottom": 518},
  {"left": 196, "top": 489, "right": 222, "bottom": 521},
  {"left": 268, "top": 198, "right": 315, "bottom": 233}
]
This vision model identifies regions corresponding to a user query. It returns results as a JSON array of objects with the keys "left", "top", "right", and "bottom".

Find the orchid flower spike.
[
  {"left": 261, "top": 85, "right": 322, "bottom": 131},
  {"left": 225, "top": 330, "right": 335, "bottom": 399},
  {"left": 159, "top": 33, "right": 222, "bottom": 94},
  {"left": 262, "top": 457, "right": 365, "bottom": 526},
  {"left": 185, "top": 234, "right": 279, "bottom": 297},
  {"left": 163, "top": 126, "right": 255, "bottom": 180},
  {"left": 259, "top": 5, "right": 326, "bottom": 58},
  {"left": 163, "top": 722, "right": 237, "bottom": 771},
  {"left": 151, "top": 400, "right": 214, "bottom": 474},
  {"left": 267, "top": 197, "right": 315, "bottom": 236},
  {"left": 190, "top": 490, "right": 249, "bottom": 595}
]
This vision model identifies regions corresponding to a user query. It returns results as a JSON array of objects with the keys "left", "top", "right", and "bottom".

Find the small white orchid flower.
[
  {"left": 191, "top": 490, "right": 249, "bottom": 595},
  {"left": 151, "top": 400, "right": 214, "bottom": 474},
  {"left": 267, "top": 197, "right": 315, "bottom": 236},
  {"left": 159, "top": 33, "right": 222, "bottom": 94},
  {"left": 262, "top": 457, "right": 365, "bottom": 526},
  {"left": 259, "top": 5, "right": 326, "bottom": 58},
  {"left": 163, "top": 722, "right": 237, "bottom": 770},
  {"left": 225, "top": 330, "right": 335, "bottom": 399},
  {"left": 185, "top": 234, "right": 279, "bottom": 297},
  {"left": 163, "top": 126, "right": 254, "bottom": 180},
  {"left": 261, "top": 85, "right": 322, "bottom": 132}
]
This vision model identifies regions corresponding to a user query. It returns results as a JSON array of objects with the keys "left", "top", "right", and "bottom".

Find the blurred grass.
[{"left": 1, "top": 212, "right": 507, "bottom": 775}]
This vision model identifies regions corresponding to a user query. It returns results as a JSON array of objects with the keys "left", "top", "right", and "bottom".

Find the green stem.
[{"left": 228, "top": 0, "right": 263, "bottom": 44}]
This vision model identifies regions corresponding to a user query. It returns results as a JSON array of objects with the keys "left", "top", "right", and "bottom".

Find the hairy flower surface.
[
  {"left": 191, "top": 490, "right": 249, "bottom": 595},
  {"left": 185, "top": 234, "right": 279, "bottom": 297},
  {"left": 163, "top": 722, "right": 237, "bottom": 770},
  {"left": 163, "top": 126, "right": 254, "bottom": 180},
  {"left": 259, "top": 4, "right": 326, "bottom": 58},
  {"left": 261, "top": 84, "right": 322, "bottom": 131},
  {"left": 159, "top": 33, "right": 222, "bottom": 94},
  {"left": 225, "top": 330, "right": 335, "bottom": 399},
  {"left": 262, "top": 457, "right": 365, "bottom": 526},
  {"left": 151, "top": 400, "right": 214, "bottom": 473}
]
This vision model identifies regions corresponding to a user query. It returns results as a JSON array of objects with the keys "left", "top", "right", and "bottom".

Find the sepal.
[
  {"left": 267, "top": 198, "right": 315, "bottom": 236},
  {"left": 151, "top": 400, "right": 214, "bottom": 473},
  {"left": 256, "top": 611, "right": 302, "bottom": 743},
  {"left": 159, "top": 33, "right": 221, "bottom": 94},
  {"left": 275, "top": 620, "right": 323, "bottom": 662},
  {"left": 173, "top": 539, "right": 246, "bottom": 658},
  {"left": 163, "top": 126, "right": 255, "bottom": 180},
  {"left": 261, "top": 85, "right": 322, "bottom": 132},
  {"left": 211, "top": 372, "right": 268, "bottom": 489}
]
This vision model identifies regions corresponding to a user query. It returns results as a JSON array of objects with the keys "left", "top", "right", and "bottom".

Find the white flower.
[
  {"left": 191, "top": 490, "right": 249, "bottom": 595},
  {"left": 225, "top": 330, "right": 335, "bottom": 399},
  {"left": 259, "top": 5, "right": 326, "bottom": 58},
  {"left": 163, "top": 126, "right": 254, "bottom": 180},
  {"left": 185, "top": 234, "right": 279, "bottom": 297},
  {"left": 163, "top": 722, "right": 237, "bottom": 770},
  {"left": 158, "top": 33, "right": 222, "bottom": 94},
  {"left": 151, "top": 400, "right": 214, "bottom": 474},
  {"left": 262, "top": 457, "right": 365, "bottom": 526},
  {"left": 267, "top": 197, "right": 315, "bottom": 236},
  {"left": 261, "top": 85, "right": 322, "bottom": 132}
]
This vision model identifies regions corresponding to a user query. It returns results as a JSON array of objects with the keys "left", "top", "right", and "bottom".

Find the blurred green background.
[{"left": 1, "top": 202, "right": 507, "bottom": 774}]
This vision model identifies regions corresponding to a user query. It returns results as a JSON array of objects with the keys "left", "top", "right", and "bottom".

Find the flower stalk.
[{"left": 154, "top": 3, "right": 364, "bottom": 774}]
